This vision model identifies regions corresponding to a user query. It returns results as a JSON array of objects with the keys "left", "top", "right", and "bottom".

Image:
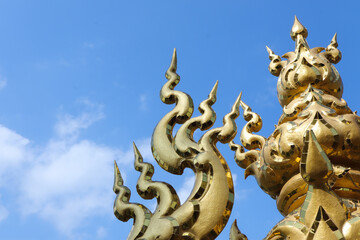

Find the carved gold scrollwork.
[
  {"left": 116, "top": 16, "right": 360, "bottom": 239},
  {"left": 114, "top": 49, "right": 242, "bottom": 239}
]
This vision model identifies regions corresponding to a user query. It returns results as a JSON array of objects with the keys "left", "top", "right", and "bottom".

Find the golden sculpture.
[{"left": 114, "top": 16, "right": 360, "bottom": 239}]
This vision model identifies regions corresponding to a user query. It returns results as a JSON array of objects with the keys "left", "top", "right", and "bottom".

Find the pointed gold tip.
[
  {"left": 239, "top": 99, "right": 249, "bottom": 111},
  {"left": 232, "top": 92, "right": 242, "bottom": 112},
  {"left": 114, "top": 160, "right": 123, "bottom": 189},
  {"left": 210, "top": 80, "right": 219, "bottom": 97},
  {"left": 133, "top": 142, "right": 143, "bottom": 163},
  {"left": 169, "top": 48, "right": 177, "bottom": 71},
  {"left": 330, "top": 33, "right": 338, "bottom": 48},
  {"left": 290, "top": 16, "right": 308, "bottom": 40},
  {"left": 266, "top": 46, "right": 279, "bottom": 61},
  {"left": 114, "top": 160, "right": 120, "bottom": 175},
  {"left": 266, "top": 45, "right": 272, "bottom": 54},
  {"left": 238, "top": 91, "right": 242, "bottom": 101}
]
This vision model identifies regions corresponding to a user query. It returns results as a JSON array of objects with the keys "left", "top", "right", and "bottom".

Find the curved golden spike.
[
  {"left": 266, "top": 46, "right": 279, "bottom": 61},
  {"left": 133, "top": 143, "right": 181, "bottom": 218},
  {"left": 218, "top": 92, "right": 242, "bottom": 143},
  {"left": 266, "top": 46, "right": 284, "bottom": 76},
  {"left": 180, "top": 93, "right": 240, "bottom": 239},
  {"left": 198, "top": 80, "right": 218, "bottom": 130},
  {"left": 290, "top": 16, "right": 308, "bottom": 41},
  {"left": 230, "top": 220, "right": 248, "bottom": 240},
  {"left": 322, "top": 33, "right": 342, "bottom": 64},
  {"left": 152, "top": 48, "right": 194, "bottom": 174},
  {"left": 113, "top": 161, "right": 152, "bottom": 240},
  {"left": 174, "top": 81, "right": 218, "bottom": 157},
  {"left": 329, "top": 33, "right": 338, "bottom": 48},
  {"left": 239, "top": 99, "right": 266, "bottom": 150},
  {"left": 197, "top": 92, "right": 242, "bottom": 150},
  {"left": 229, "top": 140, "right": 259, "bottom": 169},
  {"left": 161, "top": 48, "right": 193, "bottom": 118}
]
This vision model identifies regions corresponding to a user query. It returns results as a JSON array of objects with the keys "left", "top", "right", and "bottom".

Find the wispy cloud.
[
  {"left": 18, "top": 101, "right": 116, "bottom": 236},
  {"left": 0, "top": 76, "right": 6, "bottom": 90},
  {"left": 0, "top": 99, "right": 150, "bottom": 237},
  {"left": 0, "top": 125, "right": 30, "bottom": 184},
  {"left": 178, "top": 175, "right": 195, "bottom": 204},
  {"left": 96, "top": 226, "right": 107, "bottom": 239},
  {"left": 255, "top": 78, "right": 277, "bottom": 107},
  {"left": 55, "top": 100, "right": 104, "bottom": 139},
  {"left": 0, "top": 195, "right": 8, "bottom": 222},
  {"left": 235, "top": 188, "right": 253, "bottom": 201},
  {"left": 139, "top": 94, "right": 148, "bottom": 111},
  {"left": 83, "top": 42, "right": 95, "bottom": 49}
]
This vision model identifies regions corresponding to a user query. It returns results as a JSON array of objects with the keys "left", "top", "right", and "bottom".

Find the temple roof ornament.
[{"left": 114, "top": 16, "right": 360, "bottom": 239}]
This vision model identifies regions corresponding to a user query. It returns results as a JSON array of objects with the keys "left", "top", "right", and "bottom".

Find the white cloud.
[
  {"left": 0, "top": 195, "right": 8, "bottom": 222},
  {"left": 96, "top": 226, "right": 107, "bottom": 239},
  {"left": 232, "top": 173, "right": 238, "bottom": 187},
  {"left": 55, "top": 100, "right": 104, "bottom": 139},
  {"left": 0, "top": 125, "right": 30, "bottom": 184},
  {"left": 0, "top": 125, "right": 31, "bottom": 222},
  {"left": 139, "top": 94, "right": 148, "bottom": 111},
  {"left": 178, "top": 175, "right": 195, "bottom": 204},
  {"left": 0, "top": 77, "right": 6, "bottom": 90},
  {"left": 83, "top": 42, "right": 95, "bottom": 49},
  {"left": 235, "top": 188, "right": 252, "bottom": 201},
  {"left": 0, "top": 99, "right": 153, "bottom": 237},
  {"left": 0, "top": 125, "right": 29, "bottom": 163},
  {"left": 16, "top": 102, "right": 117, "bottom": 236}
]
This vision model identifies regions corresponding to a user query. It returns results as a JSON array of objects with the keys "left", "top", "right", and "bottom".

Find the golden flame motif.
[
  {"left": 114, "top": 49, "right": 241, "bottom": 239},
  {"left": 115, "top": 16, "right": 360, "bottom": 239}
]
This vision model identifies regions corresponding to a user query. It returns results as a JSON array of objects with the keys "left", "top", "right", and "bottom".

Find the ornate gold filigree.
[
  {"left": 114, "top": 49, "right": 242, "bottom": 239},
  {"left": 116, "top": 16, "right": 360, "bottom": 239},
  {"left": 231, "top": 16, "right": 360, "bottom": 239}
]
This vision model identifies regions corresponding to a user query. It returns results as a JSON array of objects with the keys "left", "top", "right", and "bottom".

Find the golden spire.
[
  {"left": 267, "top": 16, "right": 343, "bottom": 107},
  {"left": 290, "top": 16, "right": 308, "bottom": 40},
  {"left": 232, "top": 16, "right": 360, "bottom": 239}
]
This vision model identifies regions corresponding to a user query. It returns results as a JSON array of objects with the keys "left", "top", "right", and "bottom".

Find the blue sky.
[{"left": 0, "top": 1, "right": 359, "bottom": 239}]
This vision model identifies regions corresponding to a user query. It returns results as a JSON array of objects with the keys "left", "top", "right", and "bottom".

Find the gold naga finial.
[
  {"left": 115, "top": 16, "right": 360, "bottom": 239},
  {"left": 115, "top": 48, "right": 243, "bottom": 239}
]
